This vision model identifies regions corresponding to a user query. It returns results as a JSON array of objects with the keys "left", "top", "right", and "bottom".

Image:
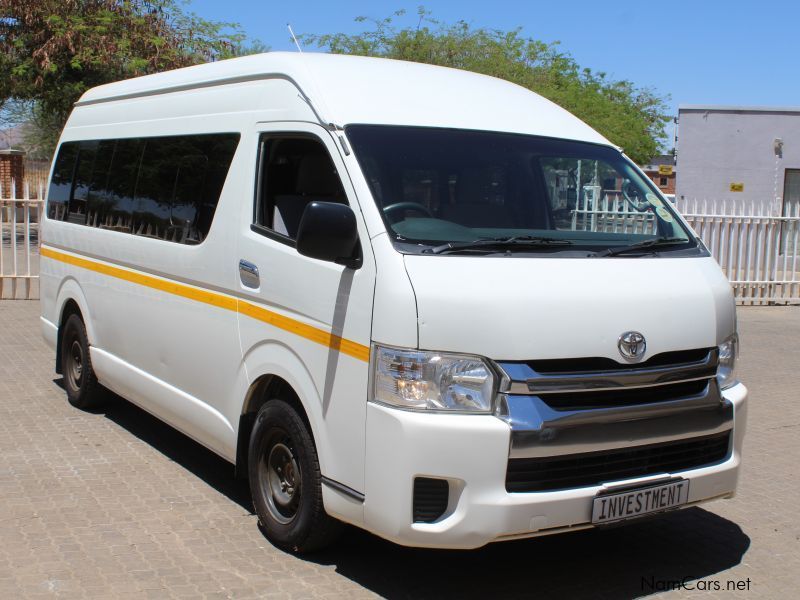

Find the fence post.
[
  {"left": 11, "top": 178, "right": 18, "bottom": 299},
  {"left": 0, "top": 180, "right": 4, "bottom": 296}
]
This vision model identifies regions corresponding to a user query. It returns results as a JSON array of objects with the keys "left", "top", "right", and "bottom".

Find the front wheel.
[
  {"left": 61, "top": 314, "right": 105, "bottom": 410},
  {"left": 248, "top": 400, "right": 342, "bottom": 553}
]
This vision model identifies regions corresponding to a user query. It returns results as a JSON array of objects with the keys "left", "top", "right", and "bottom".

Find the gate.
[{"left": 0, "top": 182, "right": 43, "bottom": 300}]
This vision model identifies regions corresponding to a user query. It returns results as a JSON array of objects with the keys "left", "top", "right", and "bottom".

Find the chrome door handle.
[{"left": 239, "top": 259, "right": 260, "bottom": 288}]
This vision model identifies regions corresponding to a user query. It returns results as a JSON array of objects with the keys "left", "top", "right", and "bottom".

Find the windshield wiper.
[
  {"left": 592, "top": 236, "right": 688, "bottom": 258},
  {"left": 425, "top": 235, "right": 573, "bottom": 255}
]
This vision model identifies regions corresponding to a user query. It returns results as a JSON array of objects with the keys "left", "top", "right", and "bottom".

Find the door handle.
[{"left": 239, "top": 259, "right": 260, "bottom": 289}]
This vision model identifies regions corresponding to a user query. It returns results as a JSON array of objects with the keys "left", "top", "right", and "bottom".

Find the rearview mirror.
[{"left": 296, "top": 202, "right": 361, "bottom": 269}]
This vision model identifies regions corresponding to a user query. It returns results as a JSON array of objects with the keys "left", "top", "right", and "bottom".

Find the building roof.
[
  {"left": 77, "top": 52, "right": 610, "bottom": 145},
  {"left": 641, "top": 153, "right": 675, "bottom": 169},
  {"left": 679, "top": 104, "right": 800, "bottom": 114}
]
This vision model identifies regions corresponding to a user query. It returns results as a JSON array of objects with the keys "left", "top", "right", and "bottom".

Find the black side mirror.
[{"left": 296, "top": 201, "right": 362, "bottom": 268}]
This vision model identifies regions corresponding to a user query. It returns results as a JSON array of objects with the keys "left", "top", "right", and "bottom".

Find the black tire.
[
  {"left": 60, "top": 314, "right": 104, "bottom": 410},
  {"left": 248, "top": 400, "right": 342, "bottom": 553}
]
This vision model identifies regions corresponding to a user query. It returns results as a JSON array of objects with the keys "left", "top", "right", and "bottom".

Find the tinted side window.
[
  {"left": 85, "top": 139, "right": 119, "bottom": 228},
  {"left": 171, "top": 153, "right": 210, "bottom": 242},
  {"left": 47, "top": 143, "right": 79, "bottom": 221},
  {"left": 254, "top": 135, "right": 346, "bottom": 241},
  {"left": 67, "top": 141, "right": 100, "bottom": 224},
  {"left": 46, "top": 133, "right": 239, "bottom": 243},
  {"left": 98, "top": 139, "right": 144, "bottom": 234},
  {"left": 192, "top": 135, "right": 239, "bottom": 241},
  {"left": 132, "top": 134, "right": 238, "bottom": 244},
  {"left": 134, "top": 139, "right": 179, "bottom": 239}
]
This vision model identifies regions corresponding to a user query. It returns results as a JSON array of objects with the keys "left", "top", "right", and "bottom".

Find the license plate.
[{"left": 592, "top": 480, "right": 689, "bottom": 524}]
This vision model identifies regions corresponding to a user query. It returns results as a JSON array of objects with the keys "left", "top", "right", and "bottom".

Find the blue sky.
[{"left": 188, "top": 0, "right": 798, "bottom": 118}]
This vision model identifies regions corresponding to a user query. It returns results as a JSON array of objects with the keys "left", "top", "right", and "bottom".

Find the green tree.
[
  {"left": 0, "top": 0, "right": 259, "bottom": 155},
  {"left": 0, "top": 100, "right": 62, "bottom": 159},
  {"left": 302, "top": 8, "right": 669, "bottom": 163}
]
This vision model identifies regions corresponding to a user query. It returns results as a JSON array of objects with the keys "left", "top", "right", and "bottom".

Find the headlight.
[
  {"left": 717, "top": 334, "right": 738, "bottom": 390},
  {"left": 372, "top": 345, "right": 497, "bottom": 412}
]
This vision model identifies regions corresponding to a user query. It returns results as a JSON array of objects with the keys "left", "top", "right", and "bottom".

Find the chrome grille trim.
[
  {"left": 498, "top": 348, "right": 718, "bottom": 395},
  {"left": 495, "top": 348, "right": 732, "bottom": 461},
  {"left": 501, "top": 380, "right": 732, "bottom": 459}
]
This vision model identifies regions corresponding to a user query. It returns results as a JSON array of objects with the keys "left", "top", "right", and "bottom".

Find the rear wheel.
[
  {"left": 61, "top": 314, "right": 104, "bottom": 410},
  {"left": 248, "top": 400, "right": 342, "bottom": 552}
]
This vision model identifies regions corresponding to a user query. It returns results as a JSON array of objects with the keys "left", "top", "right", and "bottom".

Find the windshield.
[{"left": 346, "top": 125, "right": 695, "bottom": 256}]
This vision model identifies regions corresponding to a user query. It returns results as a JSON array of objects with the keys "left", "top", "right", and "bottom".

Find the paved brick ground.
[{"left": 0, "top": 301, "right": 798, "bottom": 599}]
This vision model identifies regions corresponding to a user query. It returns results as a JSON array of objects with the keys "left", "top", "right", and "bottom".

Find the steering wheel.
[
  {"left": 621, "top": 180, "right": 651, "bottom": 213},
  {"left": 382, "top": 202, "right": 434, "bottom": 222}
]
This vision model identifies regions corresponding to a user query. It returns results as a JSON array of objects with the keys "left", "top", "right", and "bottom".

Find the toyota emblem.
[{"left": 618, "top": 331, "right": 646, "bottom": 359}]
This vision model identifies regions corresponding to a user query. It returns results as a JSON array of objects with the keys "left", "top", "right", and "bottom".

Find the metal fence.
[
  {"left": 572, "top": 191, "right": 657, "bottom": 235},
  {"left": 0, "top": 181, "right": 43, "bottom": 300},
  {"left": 572, "top": 192, "right": 799, "bottom": 304},
  {"left": 676, "top": 198, "right": 800, "bottom": 305},
  {"left": 2, "top": 179, "right": 799, "bottom": 305}
]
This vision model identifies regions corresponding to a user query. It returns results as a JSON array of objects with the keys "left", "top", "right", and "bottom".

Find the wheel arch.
[
  {"left": 235, "top": 373, "right": 318, "bottom": 479},
  {"left": 54, "top": 282, "right": 94, "bottom": 375}
]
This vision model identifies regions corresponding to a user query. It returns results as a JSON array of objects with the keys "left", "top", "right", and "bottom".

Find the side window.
[
  {"left": 183, "top": 134, "right": 239, "bottom": 243},
  {"left": 169, "top": 153, "right": 210, "bottom": 242},
  {"left": 254, "top": 135, "right": 347, "bottom": 241},
  {"left": 133, "top": 139, "right": 175, "bottom": 239},
  {"left": 68, "top": 141, "right": 99, "bottom": 223},
  {"left": 96, "top": 138, "right": 144, "bottom": 234},
  {"left": 46, "top": 133, "right": 238, "bottom": 243},
  {"left": 85, "top": 139, "right": 121, "bottom": 229},
  {"left": 132, "top": 134, "right": 238, "bottom": 243},
  {"left": 47, "top": 142, "right": 79, "bottom": 221}
]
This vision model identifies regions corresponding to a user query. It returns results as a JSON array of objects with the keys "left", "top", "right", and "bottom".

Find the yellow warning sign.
[
  {"left": 658, "top": 165, "right": 673, "bottom": 176},
  {"left": 730, "top": 183, "right": 744, "bottom": 192}
]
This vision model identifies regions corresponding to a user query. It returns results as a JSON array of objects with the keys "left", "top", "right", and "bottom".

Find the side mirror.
[{"left": 296, "top": 201, "right": 362, "bottom": 268}]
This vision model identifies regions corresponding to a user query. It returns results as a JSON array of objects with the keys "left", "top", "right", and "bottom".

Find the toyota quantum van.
[{"left": 40, "top": 53, "right": 746, "bottom": 552}]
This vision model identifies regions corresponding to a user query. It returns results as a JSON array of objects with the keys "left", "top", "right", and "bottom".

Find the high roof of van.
[{"left": 77, "top": 52, "right": 611, "bottom": 146}]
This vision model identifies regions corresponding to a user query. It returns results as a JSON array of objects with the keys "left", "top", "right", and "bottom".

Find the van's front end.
[{"left": 348, "top": 125, "right": 746, "bottom": 549}]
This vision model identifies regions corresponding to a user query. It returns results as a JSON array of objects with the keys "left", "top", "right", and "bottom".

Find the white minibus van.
[{"left": 40, "top": 52, "right": 746, "bottom": 552}]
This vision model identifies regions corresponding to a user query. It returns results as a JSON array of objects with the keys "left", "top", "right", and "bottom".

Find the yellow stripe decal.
[{"left": 41, "top": 246, "right": 370, "bottom": 362}]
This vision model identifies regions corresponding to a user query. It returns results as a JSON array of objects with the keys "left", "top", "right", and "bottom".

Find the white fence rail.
[
  {"left": 0, "top": 182, "right": 44, "bottom": 300},
  {"left": 572, "top": 193, "right": 799, "bottom": 304},
  {"left": 1, "top": 181, "right": 799, "bottom": 305},
  {"left": 676, "top": 198, "right": 800, "bottom": 305},
  {"left": 572, "top": 191, "right": 657, "bottom": 235}
]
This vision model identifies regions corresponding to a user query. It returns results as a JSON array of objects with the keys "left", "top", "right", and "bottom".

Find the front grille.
[
  {"left": 412, "top": 477, "right": 449, "bottom": 523},
  {"left": 498, "top": 347, "right": 719, "bottom": 411},
  {"left": 542, "top": 379, "right": 710, "bottom": 411},
  {"left": 506, "top": 432, "right": 731, "bottom": 493},
  {"left": 523, "top": 348, "right": 713, "bottom": 374}
]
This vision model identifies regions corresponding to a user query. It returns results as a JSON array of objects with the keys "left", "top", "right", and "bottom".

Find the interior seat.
[{"left": 273, "top": 153, "right": 345, "bottom": 238}]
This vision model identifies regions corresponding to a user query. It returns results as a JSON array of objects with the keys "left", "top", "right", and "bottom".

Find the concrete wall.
[{"left": 676, "top": 107, "right": 800, "bottom": 208}]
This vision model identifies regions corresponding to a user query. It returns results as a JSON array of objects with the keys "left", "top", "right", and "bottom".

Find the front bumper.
[{"left": 361, "top": 382, "right": 747, "bottom": 549}]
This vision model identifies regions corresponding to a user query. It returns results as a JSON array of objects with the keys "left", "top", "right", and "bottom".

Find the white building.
[{"left": 676, "top": 105, "right": 800, "bottom": 216}]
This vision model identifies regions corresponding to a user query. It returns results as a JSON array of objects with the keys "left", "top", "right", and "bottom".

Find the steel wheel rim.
[
  {"left": 260, "top": 438, "right": 301, "bottom": 525},
  {"left": 67, "top": 339, "right": 84, "bottom": 391}
]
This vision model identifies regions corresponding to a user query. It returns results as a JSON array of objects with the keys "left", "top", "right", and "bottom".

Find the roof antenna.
[
  {"left": 287, "top": 24, "right": 303, "bottom": 53},
  {"left": 284, "top": 23, "right": 346, "bottom": 152}
]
